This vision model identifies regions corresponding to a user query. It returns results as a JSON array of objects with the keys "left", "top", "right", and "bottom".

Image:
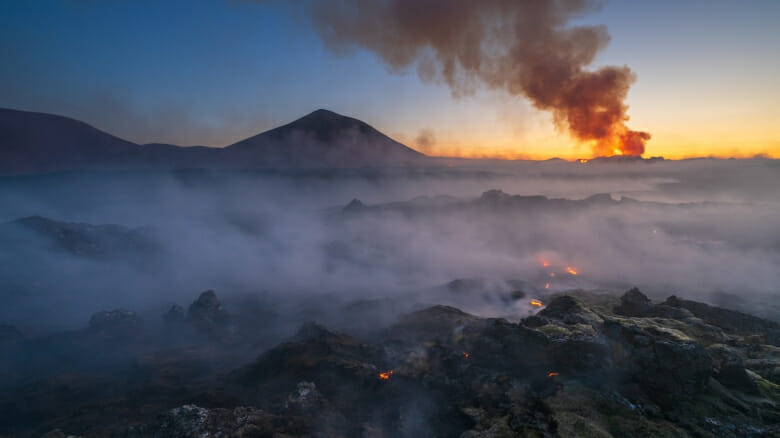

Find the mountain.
[
  {"left": 0, "top": 108, "right": 141, "bottom": 174},
  {"left": 226, "top": 109, "right": 425, "bottom": 167},
  {"left": 0, "top": 108, "right": 427, "bottom": 174}
]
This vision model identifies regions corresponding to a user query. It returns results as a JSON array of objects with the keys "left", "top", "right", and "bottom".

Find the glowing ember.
[
  {"left": 549, "top": 272, "right": 555, "bottom": 277},
  {"left": 462, "top": 352, "right": 469, "bottom": 359},
  {"left": 545, "top": 283, "right": 550, "bottom": 289},
  {"left": 566, "top": 267, "right": 578, "bottom": 275},
  {"left": 579, "top": 159, "right": 588, "bottom": 164},
  {"left": 379, "top": 370, "right": 394, "bottom": 380},
  {"left": 542, "top": 261, "right": 549, "bottom": 267},
  {"left": 548, "top": 372, "right": 559, "bottom": 378},
  {"left": 530, "top": 299, "right": 543, "bottom": 307}
]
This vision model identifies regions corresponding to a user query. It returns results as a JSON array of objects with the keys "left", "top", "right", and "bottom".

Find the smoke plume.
[{"left": 277, "top": 0, "right": 650, "bottom": 156}]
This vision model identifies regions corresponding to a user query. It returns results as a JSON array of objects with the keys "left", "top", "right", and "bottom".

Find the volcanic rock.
[
  {"left": 613, "top": 287, "right": 653, "bottom": 316},
  {"left": 186, "top": 290, "right": 230, "bottom": 333},
  {"left": 342, "top": 198, "right": 366, "bottom": 213},
  {"left": 604, "top": 317, "right": 712, "bottom": 409},
  {"left": 41, "top": 430, "right": 81, "bottom": 438},
  {"left": 123, "top": 404, "right": 308, "bottom": 438},
  {"left": 6, "top": 290, "right": 780, "bottom": 437},
  {"left": 538, "top": 295, "right": 603, "bottom": 326},
  {"left": 663, "top": 295, "right": 780, "bottom": 345},
  {"left": 388, "top": 305, "right": 479, "bottom": 341},
  {"left": 285, "top": 381, "right": 324, "bottom": 412},
  {"left": 163, "top": 305, "right": 185, "bottom": 324},
  {"left": 88, "top": 309, "right": 142, "bottom": 335},
  {"left": 708, "top": 344, "right": 759, "bottom": 394}
]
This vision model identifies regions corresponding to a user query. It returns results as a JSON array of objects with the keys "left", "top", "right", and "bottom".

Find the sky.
[{"left": 1, "top": 0, "right": 779, "bottom": 159}]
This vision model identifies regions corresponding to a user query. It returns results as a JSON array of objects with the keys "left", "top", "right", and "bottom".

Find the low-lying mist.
[{"left": 1, "top": 158, "right": 778, "bottom": 334}]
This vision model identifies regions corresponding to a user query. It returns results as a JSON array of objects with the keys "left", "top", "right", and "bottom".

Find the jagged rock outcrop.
[
  {"left": 186, "top": 290, "right": 230, "bottom": 333},
  {"left": 613, "top": 287, "right": 654, "bottom": 316},
  {"left": 163, "top": 305, "right": 185, "bottom": 324}
]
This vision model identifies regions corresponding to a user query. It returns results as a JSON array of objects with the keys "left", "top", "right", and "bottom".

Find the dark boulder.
[
  {"left": 538, "top": 295, "right": 602, "bottom": 326},
  {"left": 707, "top": 344, "right": 759, "bottom": 394},
  {"left": 186, "top": 290, "right": 229, "bottom": 333},
  {"left": 163, "top": 305, "right": 185, "bottom": 324},
  {"left": 613, "top": 288, "right": 653, "bottom": 317},
  {"left": 388, "top": 305, "right": 479, "bottom": 342},
  {"left": 235, "top": 322, "right": 382, "bottom": 393}
]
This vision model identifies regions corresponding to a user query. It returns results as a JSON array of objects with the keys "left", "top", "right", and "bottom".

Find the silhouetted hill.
[
  {"left": 0, "top": 108, "right": 141, "bottom": 174},
  {"left": 0, "top": 108, "right": 427, "bottom": 174},
  {"left": 227, "top": 109, "right": 425, "bottom": 167}
]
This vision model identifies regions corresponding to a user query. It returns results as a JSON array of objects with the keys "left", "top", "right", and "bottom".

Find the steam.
[
  {"left": 269, "top": 0, "right": 650, "bottom": 156},
  {"left": 1, "top": 158, "right": 778, "bottom": 329}
]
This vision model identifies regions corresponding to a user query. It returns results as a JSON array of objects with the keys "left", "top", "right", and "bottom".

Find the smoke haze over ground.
[{"left": 1, "top": 158, "right": 778, "bottom": 332}]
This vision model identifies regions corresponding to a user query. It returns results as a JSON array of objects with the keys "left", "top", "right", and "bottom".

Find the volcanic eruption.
[{"left": 279, "top": 0, "right": 651, "bottom": 156}]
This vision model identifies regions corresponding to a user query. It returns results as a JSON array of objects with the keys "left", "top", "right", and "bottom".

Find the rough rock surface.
[
  {"left": 187, "top": 290, "right": 230, "bottom": 333},
  {"left": 1, "top": 288, "right": 778, "bottom": 437},
  {"left": 122, "top": 404, "right": 308, "bottom": 438}
]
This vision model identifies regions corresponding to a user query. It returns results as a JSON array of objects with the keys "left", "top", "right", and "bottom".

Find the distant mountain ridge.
[{"left": 0, "top": 108, "right": 427, "bottom": 174}]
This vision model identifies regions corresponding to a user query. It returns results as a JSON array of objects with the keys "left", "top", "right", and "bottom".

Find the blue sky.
[{"left": 2, "top": 0, "right": 779, "bottom": 158}]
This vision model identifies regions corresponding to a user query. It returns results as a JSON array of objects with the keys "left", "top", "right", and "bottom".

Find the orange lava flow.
[
  {"left": 379, "top": 370, "right": 394, "bottom": 380},
  {"left": 566, "top": 267, "right": 578, "bottom": 275},
  {"left": 579, "top": 159, "right": 588, "bottom": 164},
  {"left": 462, "top": 352, "right": 469, "bottom": 359},
  {"left": 545, "top": 283, "right": 550, "bottom": 289},
  {"left": 530, "top": 300, "right": 543, "bottom": 307},
  {"left": 548, "top": 372, "right": 559, "bottom": 378}
]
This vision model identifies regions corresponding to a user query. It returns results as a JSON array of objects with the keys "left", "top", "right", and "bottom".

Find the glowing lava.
[
  {"left": 462, "top": 352, "right": 469, "bottom": 359},
  {"left": 579, "top": 159, "right": 588, "bottom": 164},
  {"left": 566, "top": 267, "right": 578, "bottom": 275},
  {"left": 545, "top": 283, "right": 550, "bottom": 289},
  {"left": 379, "top": 370, "right": 394, "bottom": 380},
  {"left": 548, "top": 372, "right": 559, "bottom": 378},
  {"left": 530, "top": 299, "right": 543, "bottom": 307}
]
